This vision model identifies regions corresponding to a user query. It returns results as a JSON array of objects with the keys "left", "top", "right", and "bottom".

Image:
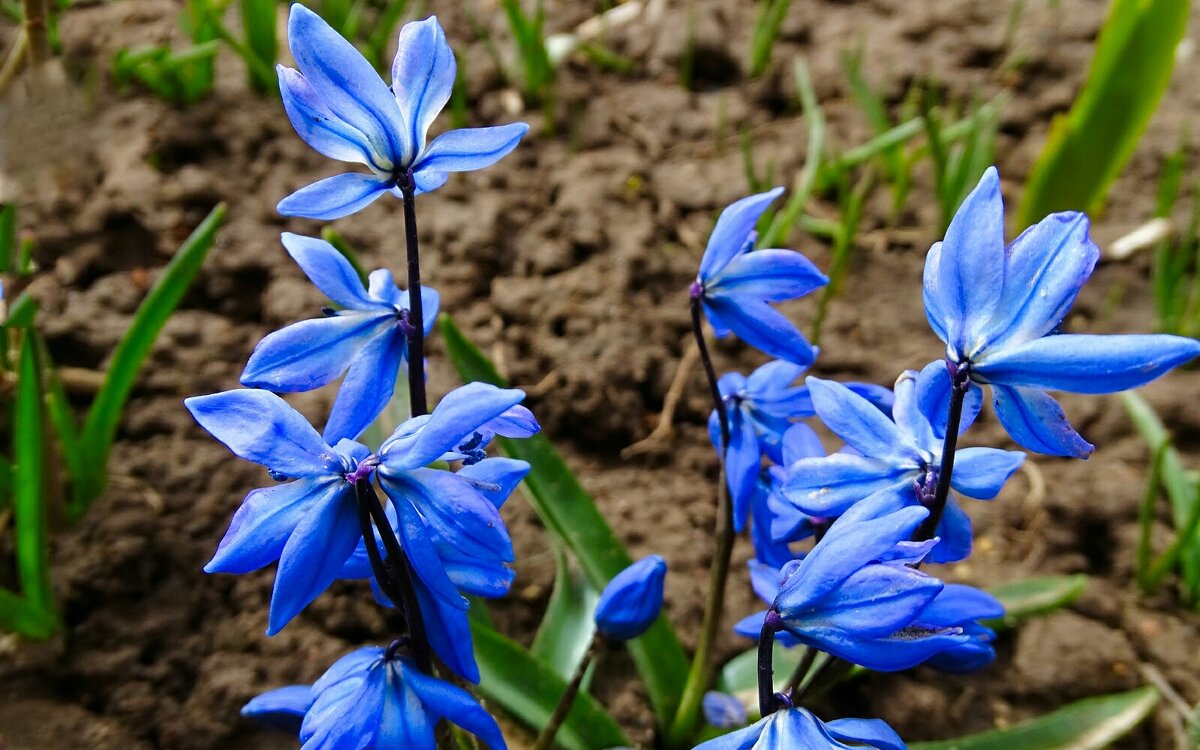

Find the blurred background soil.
[{"left": 1, "top": 0, "right": 1200, "bottom": 747}]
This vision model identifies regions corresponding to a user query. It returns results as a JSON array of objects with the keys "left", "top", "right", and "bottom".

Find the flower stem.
[
  {"left": 915, "top": 360, "right": 970, "bottom": 541},
  {"left": 354, "top": 479, "right": 433, "bottom": 673},
  {"left": 22, "top": 0, "right": 50, "bottom": 65},
  {"left": 398, "top": 171, "right": 427, "bottom": 418},
  {"left": 757, "top": 618, "right": 777, "bottom": 718},
  {"left": 669, "top": 300, "right": 735, "bottom": 743},
  {"left": 532, "top": 636, "right": 600, "bottom": 750}
]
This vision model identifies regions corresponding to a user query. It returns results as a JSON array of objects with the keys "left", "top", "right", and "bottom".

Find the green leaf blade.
[
  {"left": 985, "top": 574, "right": 1089, "bottom": 629},
  {"left": 531, "top": 545, "right": 599, "bottom": 681}
]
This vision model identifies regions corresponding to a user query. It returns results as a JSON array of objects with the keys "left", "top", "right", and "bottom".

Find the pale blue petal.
[
  {"left": 798, "top": 564, "right": 942, "bottom": 638},
  {"left": 746, "top": 359, "right": 804, "bottom": 393},
  {"left": 398, "top": 285, "right": 442, "bottom": 335},
  {"left": 807, "top": 377, "right": 915, "bottom": 462},
  {"left": 780, "top": 455, "right": 911, "bottom": 517},
  {"left": 323, "top": 328, "right": 407, "bottom": 443},
  {"left": 378, "top": 483, "right": 467, "bottom": 609},
  {"left": 698, "top": 188, "right": 784, "bottom": 280},
  {"left": 704, "top": 295, "right": 818, "bottom": 366},
  {"left": 456, "top": 458, "right": 530, "bottom": 509},
  {"left": 415, "top": 124, "right": 529, "bottom": 174},
  {"left": 725, "top": 407, "right": 762, "bottom": 533},
  {"left": 206, "top": 478, "right": 343, "bottom": 574},
  {"left": 891, "top": 370, "right": 936, "bottom": 453},
  {"left": 825, "top": 718, "right": 906, "bottom": 750},
  {"left": 797, "top": 625, "right": 969, "bottom": 672},
  {"left": 692, "top": 716, "right": 768, "bottom": 750},
  {"left": 379, "top": 383, "right": 525, "bottom": 471},
  {"left": 375, "top": 663, "right": 435, "bottom": 749},
  {"left": 920, "top": 583, "right": 1004, "bottom": 625},
  {"left": 368, "top": 269, "right": 405, "bottom": 306},
  {"left": 414, "top": 580, "right": 480, "bottom": 682},
  {"left": 390, "top": 16, "right": 456, "bottom": 160},
  {"left": 282, "top": 233, "right": 380, "bottom": 310},
  {"left": 747, "top": 559, "right": 782, "bottom": 603},
  {"left": 925, "top": 498, "right": 972, "bottom": 564},
  {"left": 992, "top": 384, "right": 1094, "bottom": 458},
  {"left": 780, "top": 422, "right": 824, "bottom": 466},
  {"left": 402, "top": 663, "right": 507, "bottom": 749},
  {"left": 288, "top": 4, "right": 406, "bottom": 165},
  {"left": 922, "top": 240, "right": 951, "bottom": 344},
  {"left": 242, "top": 312, "right": 392, "bottom": 392},
  {"left": 951, "top": 447, "right": 1025, "bottom": 499},
  {"left": 388, "top": 468, "right": 512, "bottom": 564},
  {"left": 302, "top": 662, "right": 386, "bottom": 749},
  {"left": 278, "top": 172, "right": 392, "bottom": 221},
  {"left": 277, "top": 66, "right": 379, "bottom": 169},
  {"left": 916, "top": 360, "right": 983, "bottom": 438},
  {"left": 974, "top": 333, "right": 1200, "bottom": 394},
  {"left": 185, "top": 389, "right": 341, "bottom": 477},
  {"left": 242, "top": 685, "right": 312, "bottom": 733},
  {"left": 268, "top": 485, "right": 361, "bottom": 635},
  {"left": 707, "top": 248, "right": 828, "bottom": 302}
]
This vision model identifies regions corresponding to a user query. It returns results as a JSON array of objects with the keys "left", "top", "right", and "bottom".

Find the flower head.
[
  {"left": 924, "top": 167, "right": 1200, "bottom": 457},
  {"left": 242, "top": 646, "right": 506, "bottom": 750},
  {"left": 692, "top": 706, "right": 904, "bottom": 750},
  {"left": 241, "top": 233, "right": 439, "bottom": 443},
  {"left": 594, "top": 554, "right": 668, "bottom": 640},
  {"left": 277, "top": 5, "right": 529, "bottom": 219},
  {"left": 693, "top": 190, "right": 828, "bottom": 366}
]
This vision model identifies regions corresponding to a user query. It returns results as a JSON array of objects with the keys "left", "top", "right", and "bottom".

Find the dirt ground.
[{"left": 2, "top": 0, "right": 1200, "bottom": 747}]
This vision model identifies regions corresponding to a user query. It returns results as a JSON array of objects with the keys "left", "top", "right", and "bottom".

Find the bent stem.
[
  {"left": 398, "top": 171, "right": 428, "bottom": 418},
  {"left": 670, "top": 299, "right": 735, "bottom": 743},
  {"left": 757, "top": 616, "right": 777, "bottom": 718},
  {"left": 532, "top": 635, "right": 600, "bottom": 750},
  {"left": 915, "top": 360, "right": 969, "bottom": 541}
]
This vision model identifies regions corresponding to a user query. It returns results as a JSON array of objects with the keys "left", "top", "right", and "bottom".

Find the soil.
[{"left": 2, "top": 0, "right": 1200, "bottom": 748}]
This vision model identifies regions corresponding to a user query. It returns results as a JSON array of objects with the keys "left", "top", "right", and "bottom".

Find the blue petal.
[
  {"left": 992, "top": 384, "right": 1094, "bottom": 458},
  {"left": 399, "top": 285, "right": 442, "bottom": 334},
  {"left": 242, "top": 685, "right": 312, "bottom": 733},
  {"left": 206, "top": 478, "right": 343, "bottom": 574},
  {"left": 379, "top": 382, "right": 526, "bottom": 471},
  {"left": 725, "top": 407, "right": 762, "bottom": 533},
  {"left": 801, "top": 563, "right": 943, "bottom": 638},
  {"left": 277, "top": 66, "right": 380, "bottom": 169},
  {"left": 416, "top": 124, "right": 530, "bottom": 174},
  {"left": 797, "top": 625, "right": 969, "bottom": 672},
  {"left": 707, "top": 248, "right": 828, "bottom": 302},
  {"left": 825, "top": 718, "right": 906, "bottom": 750},
  {"left": 846, "top": 382, "right": 895, "bottom": 415},
  {"left": 925, "top": 498, "right": 973, "bottom": 564},
  {"left": 698, "top": 188, "right": 783, "bottom": 280},
  {"left": 414, "top": 579, "right": 480, "bottom": 682},
  {"left": 780, "top": 455, "right": 911, "bottom": 517},
  {"left": 323, "top": 327, "right": 407, "bottom": 443},
  {"left": 594, "top": 555, "right": 667, "bottom": 640},
  {"left": 973, "top": 333, "right": 1200, "bottom": 394},
  {"left": 752, "top": 486, "right": 797, "bottom": 568},
  {"left": 277, "top": 172, "right": 392, "bottom": 220},
  {"left": 746, "top": 359, "right": 804, "bottom": 393},
  {"left": 702, "top": 692, "right": 747, "bottom": 730},
  {"left": 891, "top": 370, "right": 936, "bottom": 454},
  {"left": 747, "top": 559, "right": 782, "bottom": 603},
  {"left": 414, "top": 170, "right": 449, "bottom": 195},
  {"left": 288, "top": 4, "right": 405, "bottom": 165},
  {"left": 780, "top": 423, "right": 824, "bottom": 466},
  {"left": 303, "top": 659, "right": 387, "bottom": 748},
  {"left": 920, "top": 583, "right": 1004, "bottom": 625},
  {"left": 916, "top": 359, "right": 983, "bottom": 438},
  {"left": 390, "top": 16, "right": 456, "bottom": 160},
  {"left": 282, "top": 233, "right": 381, "bottom": 310},
  {"left": 388, "top": 468, "right": 513, "bottom": 571},
  {"left": 268, "top": 484, "right": 360, "bottom": 635},
  {"left": 402, "top": 662, "right": 507, "bottom": 749},
  {"left": 456, "top": 458, "right": 530, "bottom": 509},
  {"left": 703, "top": 295, "right": 818, "bottom": 366},
  {"left": 951, "top": 447, "right": 1024, "bottom": 499},
  {"left": 986, "top": 211, "right": 1098, "bottom": 352},
  {"left": 367, "top": 269, "right": 404, "bottom": 306},
  {"left": 925, "top": 166, "right": 1006, "bottom": 356},
  {"left": 242, "top": 312, "right": 392, "bottom": 392},
  {"left": 375, "top": 662, "right": 436, "bottom": 748},
  {"left": 807, "top": 377, "right": 916, "bottom": 462},
  {"left": 378, "top": 482, "right": 467, "bottom": 609},
  {"left": 691, "top": 716, "right": 768, "bottom": 750},
  {"left": 185, "top": 389, "right": 341, "bottom": 478}
]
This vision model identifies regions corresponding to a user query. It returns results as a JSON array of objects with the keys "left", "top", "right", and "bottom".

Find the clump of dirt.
[{"left": 2, "top": 0, "right": 1199, "bottom": 748}]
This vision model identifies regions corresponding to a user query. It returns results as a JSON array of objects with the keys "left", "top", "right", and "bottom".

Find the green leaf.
[
  {"left": 0, "top": 588, "right": 56, "bottom": 638},
  {"left": 440, "top": 313, "right": 689, "bottom": 730},
  {"left": 74, "top": 204, "right": 225, "bottom": 517},
  {"left": 531, "top": 544, "right": 599, "bottom": 681},
  {"left": 1017, "top": 0, "right": 1188, "bottom": 225},
  {"left": 472, "top": 620, "right": 629, "bottom": 750},
  {"left": 909, "top": 686, "right": 1159, "bottom": 750},
  {"left": 37, "top": 335, "right": 86, "bottom": 499},
  {"left": 984, "top": 574, "right": 1089, "bottom": 629},
  {"left": 239, "top": 0, "right": 278, "bottom": 93},
  {"left": 0, "top": 203, "right": 15, "bottom": 274},
  {"left": 717, "top": 643, "right": 807, "bottom": 702}
]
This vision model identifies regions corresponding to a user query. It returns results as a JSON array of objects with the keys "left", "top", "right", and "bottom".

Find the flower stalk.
[
  {"left": 532, "top": 636, "right": 600, "bottom": 750},
  {"left": 915, "top": 360, "right": 970, "bottom": 541},
  {"left": 398, "top": 170, "right": 428, "bottom": 418}
]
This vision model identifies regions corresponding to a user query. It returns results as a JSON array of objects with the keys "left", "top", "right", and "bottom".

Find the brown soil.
[{"left": 2, "top": 0, "right": 1200, "bottom": 748}]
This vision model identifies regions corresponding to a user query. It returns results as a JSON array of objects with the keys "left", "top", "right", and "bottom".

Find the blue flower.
[
  {"left": 779, "top": 363, "right": 1024, "bottom": 562},
  {"left": 186, "top": 388, "right": 375, "bottom": 635},
  {"left": 692, "top": 706, "right": 904, "bottom": 750},
  {"left": 918, "top": 584, "right": 1004, "bottom": 674},
  {"left": 924, "top": 167, "right": 1200, "bottom": 458},
  {"left": 767, "top": 497, "right": 972, "bottom": 671},
  {"left": 733, "top": 558, "right": 803, "bottom": 649},
  {"left": 277, "top": 5, "right": 529, "bottom": 219},
  {"left": 594, "top": 554, "right": 667, "bottom": 640},
  {"left": 702, "top": 691, "right": 748, "bottom": 729},
  {"left": 692, "top": 190, "right": 828, "bottom": 366},
  {"left": 243, "top": 646, "right": 507, "bottom": 749},
  {"left": 241, "top": 233, "right": 439, "bottom": 443}
]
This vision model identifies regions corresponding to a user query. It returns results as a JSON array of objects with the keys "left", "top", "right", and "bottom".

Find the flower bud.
[{"left": 594, "top": 555, "right": 667, "bottom": 641}]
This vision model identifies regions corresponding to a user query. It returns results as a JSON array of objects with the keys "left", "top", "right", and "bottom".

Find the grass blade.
[
  {"left": 473, "top": 620, "right": 630, "bottom": 750},
  {"left": 440, "top": 313, "right": 689, "bottom": 732},
  {"left": 983, "top": 574, "right": 1088, "bottom": 629},
  {"left": 1017, "top": 0, "right": 1188, "bottom": 224},
  {"left": 760, "top": 58, "right": 825, "bottom": 250},
  {"left": 909, "top": 686, "right": 1159, "bottom": 750},
  {"left": 531, "top": 544, "right": 599, "bottom": 681},
  {"left": 38, "top": 335, "right": 86, "bottom": 498},
  {"left": 75, "top": 204, "right": 225, "bottom": 516},
  {"left": 240, "top": 0, "right": 277, "bottom": 93}
]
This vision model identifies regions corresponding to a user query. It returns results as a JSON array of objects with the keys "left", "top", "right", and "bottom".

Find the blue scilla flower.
[
  {"left": 767, "top": 498, "right": 972, "bottom": 671},
  {"left": 919, "top": 584, "right": 1004, "bottom": 674},
  {"left": 277, "top": 5, "right": 528, "bottom": 219},
  {"left": 692, "top": 189, "right": 829, "bottom": 366},
  {"left": 241, "top": 233, "right": 439, "bottom": 444},
  {"left": 594, "top": 554, "right": 667, "bottom": 640},
  {"left": 242, "top": 646, "right": 506, "bottom": 749},
  {"left": 692, "top": 705, "right": 904, "bottom": 750},
  {"left": 779, "top": 363, "right": 1024, "bottom": 562},
  {"left": 702, "top": 691, "right": 748, "bottom": 729},
  {"left": 924, "top": 167, "right": 1200, "bottom": 458}
]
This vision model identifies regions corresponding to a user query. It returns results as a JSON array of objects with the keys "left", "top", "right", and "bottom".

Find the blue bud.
[
  {"left": 594, "top": 555, "right": 667, "bottom": 641},
  {"left": 702, "top": 691, "right": 747, "bottom": 729}
]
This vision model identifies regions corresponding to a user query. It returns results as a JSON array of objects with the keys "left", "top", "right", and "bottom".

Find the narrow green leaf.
[
  {"left": 1017, "top": 0, "right": 1188, "bottom": 224},
  {"left": 531, "top": 544, "right": 599, "bottom": 680},
  {"left": 240, "top": 0, "right": 278, "bottom": 93},
  {"left": 37, "top": 335, "right": 86, "bottom": 496},
  {"left": 0, "top": 203, "right": 16, "bottom": 274},
  {"left": 75, "top": 204, "right": 225, "bottom": 516},
  {"left": 983, "top": 574, "right": 1088, "bottom": 629},
  {"left": 320, "top": 226, "right": 369, "bottom": 284},
  {"left": 440, "top": 313, "right": 689, "bottom": 730},
  {"left": 0, "top": 588, "right": 56, "bottom": 638},
  {"left": 909, "top": 686, "right": 1159, "bottom": 750},
  {"left": 472, "top": 621, "right": 629, "bottom": 750},
  {"left": 760, "top": 59, "right": 825, "bottom": 250}
]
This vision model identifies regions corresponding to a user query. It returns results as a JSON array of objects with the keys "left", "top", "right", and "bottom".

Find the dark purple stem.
[
  {"left": 397, "top": 170, "right": 427, "bottom": 418},
  {"left": 915, "top": 360, "right": 970, "bottom": 542},
  {"left": 758, "top": 611, "right": 782, "bottom": 718},
  {"left": 690, "top": 293, "right": 729, "bottom": 449}
]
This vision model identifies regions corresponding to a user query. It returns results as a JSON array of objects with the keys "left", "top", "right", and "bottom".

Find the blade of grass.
[
  {"left": 0, "top": 587, "right": 56, "bottom": 637},
  {"left": 811, "top": 170, "right": 873, "bottom": 346},
  {"left": 530, "top": 544, "right": 599, "bottom": 681},
  {"left": 760, "top": 58, "right": 824, "bottom": 249},
  {"left": 747, "top": 0, "right": 792, "bottom": 78},
  {"left": 239, "top": 0, "right": 277, "bottom": 93},
  {"left": 440, "top": 313, "right": 689, "bottom": 733},
  {"left": 0, "top": 203, "right": 15, "bottom": 274},
  {"left": 1136, "top": 443, "right": 1169, "bottom": 591},
  {"left": 982, "top": 574, "right": 1090, "bottom": 629},
  {"left": 74, "top": 204, "right": 225, "bottom": 517},
  {"left": 37, "top": 334, "right": 86, "bottom": 496}
]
